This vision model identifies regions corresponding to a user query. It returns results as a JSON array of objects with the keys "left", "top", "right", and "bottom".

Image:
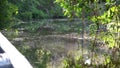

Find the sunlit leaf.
[
  {"left": 106, "top": 0, "right": 110, "bottom": 3},
  {"left": 110, "top": 6, "right": 116, "bottom": 12}
]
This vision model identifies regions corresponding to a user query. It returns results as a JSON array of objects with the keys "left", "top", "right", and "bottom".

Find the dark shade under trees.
[
  {"left": 8, "top": 0, "right": 64, "bottom": 21},
  {"left": 0, "top": 0, "right": 17, "bottom": 30}
]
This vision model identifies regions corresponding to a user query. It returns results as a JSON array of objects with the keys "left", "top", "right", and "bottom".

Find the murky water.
[{"left": 2, "top": 29, "right": 113, "bottom": 68}]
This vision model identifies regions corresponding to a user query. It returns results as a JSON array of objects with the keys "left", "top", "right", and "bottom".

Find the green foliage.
[
  {"left": 89, "top": 23, "right": 98, "bottom": 36},
  {"left": 56, "top": 0, "right": 120, "bottom": 48},
  {"left": 24, "top": 21, "right": 44, "bottom": 32},
  {"left": 32, "top": 9, "right": 48, "bottom": 19},
  {"left": 8, "top": 0, "right": 64, "bottom": 20},
  {"left": 0, "top": 0, "right": 18, "bottom": 30},
  {"left": 63, "top": 55, "right": 83, "bottom": 68},
  {"left": 35, "top": 49, "right": 51, "bottom": 68},
  {"left": 100, "top": 32, "right": 116, "bottom": 48},
  {"left": 104, "top": 56, "right": 111, "bottom": 65},
  {"left": 13, "top": 20, "right": 83, "bottom": 34},
  {"left": 56, "top": 0, "right": 120, "bottom": 67},
  {"left": 19, "top": 12, "right": 32, "bottom": 21},
  {"left": 17, "top": 45, "right": 51, "bottom": 68}
]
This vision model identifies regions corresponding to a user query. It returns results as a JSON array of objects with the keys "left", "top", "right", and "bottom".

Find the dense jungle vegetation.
[
  {"left": 0, "top": 0, "right": 120, "bottom": 68},
  {"left": 8, "top": 0, "right": 64, "bottom": 20}
]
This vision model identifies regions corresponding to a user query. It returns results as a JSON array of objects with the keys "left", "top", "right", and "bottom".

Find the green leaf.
[
  {"left": 110, "top": 6, "right": 116, "bottom": 12},
  {"left": 91, "top": 16, "right": 97, "bottom": 22},
  {"left": 106, "top": 0, "right": 110, "bottom": 3}
]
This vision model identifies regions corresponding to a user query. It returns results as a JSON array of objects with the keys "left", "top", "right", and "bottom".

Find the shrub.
[{"left": 19, "top": 12, "right": 32, "bottom": 21}]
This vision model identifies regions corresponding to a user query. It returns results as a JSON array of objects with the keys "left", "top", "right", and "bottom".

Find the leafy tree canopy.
[
  {"left": 8, "top": 0, "right": 64, "bottom": 21},
  {"left": 55, "top": 0, "right": 120, "bottom": 48},
  {"left": 0, "top": 0, "right": 18, "bottom": 30}
]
